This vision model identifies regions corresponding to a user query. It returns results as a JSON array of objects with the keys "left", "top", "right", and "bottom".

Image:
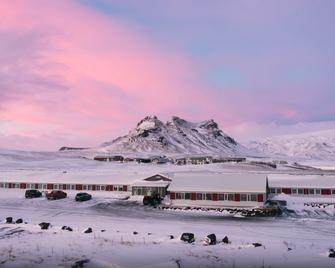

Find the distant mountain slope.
[
  {"left": 98, "top": 115, "right": 255, "bottom": 156},
  {"left": 248, "top": 129, "right": 335, "bottom": 160}
]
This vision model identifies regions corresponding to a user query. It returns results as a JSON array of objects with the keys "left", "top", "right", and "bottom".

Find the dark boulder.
[
  {"left": 133, "top": 231, "right": 138, "bottom": 235},
  {"left": 71, "top": 259, "right": 90, "bottom": 268},
  {"left": 39, "top": 222, "right": 50, "bottom": 230},
  {"left": 84, "top": 227, "right": 92, "bottom": 233},
  {"left": 329, "top": 249, "right": 335, "bottom": 258},
  {"left": 222, "top": 236, "right": 230, "bottom": 244},
  {"left": 61, "top": 226, "right": 67, "bottom": 230},
  {"left": 66, "top": 227, "right": 73, "bottom": 232},
  {"left": 252, "top": 243, "right": 262, "bottom": 247},
  {"left": 204, "top": 233, "right": 216, "bottom": 245},
  {"left": 170, "top": 235, "right": 174, "bottom": 239},
  {"left": 181, "top": 233, "right": 195, "bottom": 243},
  {"left": 15, "top": 219, "right": 23, "bottom": 224},
  {"left": 5, "top": 217, "right": 13, "bottom": 224}
]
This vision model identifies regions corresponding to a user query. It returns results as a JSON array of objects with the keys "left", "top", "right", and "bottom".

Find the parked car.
[
  {"left": 75, "top": 192, "right": 92, "bottom": 202},
  {"left": 25, "top": 189, "right": 42, "bottom": 199},
  {"left": 46, "top": 190, "right": 67, "bottom": 200},
  {"left": 143, "top": 193, "right": 162, "bottom": 206}
]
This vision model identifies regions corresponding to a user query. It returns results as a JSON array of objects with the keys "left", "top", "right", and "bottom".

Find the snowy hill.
[
  {"left": 98, "top": 115, "right": 254, "bottom": 156},
  {"left": 248, "top": 129, "right": 335, "bottom": 161}
]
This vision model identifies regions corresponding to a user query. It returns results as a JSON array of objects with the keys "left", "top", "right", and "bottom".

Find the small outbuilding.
[{"left": 131, "top": 174, "right": 172, "bottom": 196}]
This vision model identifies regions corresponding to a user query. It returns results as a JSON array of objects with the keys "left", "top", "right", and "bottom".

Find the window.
[
  {"left": 43, "top": 184, "right": 47, "bottom": 190},
  {"left": 227, "top": 194, "right": 234, "bottom": 201},
  {"left": 59, "top": 184, "right": 63, "bottom": 190},
  {"left": 185, "top": 193, "right": 191, "bottom": 200},
  {"left": 54, "top": 184, "right": 59, "bottom": 190},
  {"left": 270, "top": 188, "right": 276, "bottom": 194},
  {"left": 0, "top": 183, "right": 3, "bottom": 188},
  {"left": 114, "top": 186, "right": 118, "bottom": 191},
  {"left": 315, "top": 189, "right": 321, "bottom": 195},
  {"left": 88, "top": 185, "right": 92, "bottom": 191},
  {"left": 276, "top": 188, "right": 282, "bottom": 194},
  {"left": 176, "top": 193, "right": 184, "bottom": 199},
  {"left": 292, "top": 189, "right": 297, "bottom": 194},
  {"left": 118, "top": 186, "right": 123, "bottom": 191},
  {"left": 249, "top": 194, "right": 257, "bottom": 202},
  {"left": 218, "top": 194, "right": 225, "bottom": 201},
  {"left": 297, "top": 189, "right": 303, "bottom": 195},
  {"left": 240, "top": 194, "right": 247, "bottom": 202},
  {"left": 96, "top": 185, "right": 101, "bottom": 191},
  {"left": 205, "top": 193, "right": 212, "bottom": 200},
  {"left": 100, "top": 185, "right": 105, "bottom": 191},
  {"left": 83, "top": 185, "right": 88, "bottom": 190},
  {"left": 196, "top": 193, "right": 203, "bottom": 200},
  {"left": 308, "top": 189, "right": 315, "bottom": 195},
  {"left": 332, "top": 189, "right": 335, "bottom": 195}
]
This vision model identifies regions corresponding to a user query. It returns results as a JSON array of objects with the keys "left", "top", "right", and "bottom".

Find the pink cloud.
[{"left": 0, "top": 0, "right": 217, "bottom": 150}]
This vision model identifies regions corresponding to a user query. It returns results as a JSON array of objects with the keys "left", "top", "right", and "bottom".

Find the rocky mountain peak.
[{"left": 98, "top": 115, "right": 252, "bottom": 156}]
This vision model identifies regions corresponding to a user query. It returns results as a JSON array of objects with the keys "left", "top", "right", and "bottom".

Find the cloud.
[{"left": 0, "top": 0, "right": 214, "bottom": 150}]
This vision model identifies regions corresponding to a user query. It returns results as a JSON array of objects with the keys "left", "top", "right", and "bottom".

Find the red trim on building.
[
  {"left": 170, "top": 192, "right": 176, "bottom": 200},
  {"left": 191, "top": 192, "right": 196, "bottom": 200},
  {"left": 321, "top": 189, "right": 331, "bottom": 195},
  {"left": 234, "top": 193, "right": 240, "bottom": 202},
  {"left": 76, "top": 184, "right": 82, "bottom": 191},
  {"left": 8, "top": 183, "right": 12, "bottom": 189},
  {"left": 212, "top": 193, "right": 218, "bottom": 201},
  {"left": 35, "top": 183, "right": 39, "bottom": 189},
  {"left": 123, "top": 185, "right": 128, "bottom": 192},
  {"left": 282, "top": 188, "right": 291, "bottom": 194},
  {"left": 257, "top": 194, "right": 264, "bottom": 202},
  {"left": 47, "top": 184, "right": 53, "bottom": 190},
  {"left": 92, "top": 185, "right": 96, "bottom": 191},
  {"left": 20, "top": 183, "right": 27, "bottom": 189},
  {"left": 304, "top": 189, "right": 309, "bottom": 195}
]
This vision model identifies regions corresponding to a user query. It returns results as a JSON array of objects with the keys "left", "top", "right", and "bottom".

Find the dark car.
[
  {"left": 143, "top": 193, "right": 161, "bottom": 206},
  {"left": 46, "top": 190, "right": 67, "bottom": 200},
  {"left": 75, "top": 192, "right": 92, "bottom": 202},
  {"left": 25, "top": 189, "right": 42, "bottom": 199}
]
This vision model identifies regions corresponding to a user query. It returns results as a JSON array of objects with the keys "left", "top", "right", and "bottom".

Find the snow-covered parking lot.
[{"left": 1, "top": 190, "right": 335, "bottom": 268}]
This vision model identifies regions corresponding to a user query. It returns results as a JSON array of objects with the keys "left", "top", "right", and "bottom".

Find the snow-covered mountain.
[
  {"left": 98, "top": 115, "right": 254, "bottom": 156},
  {"left": 248, "top": 129, "right": 335, "bottom": 161}
]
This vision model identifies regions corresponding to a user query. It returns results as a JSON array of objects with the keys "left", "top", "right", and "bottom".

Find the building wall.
[
  {"left": 269, "top": 187, "right": 335, "bottom": 198},
  {"left": 132, "top": 186, "right": 167, "bottom": 196},
  {"left": 170, "top": 191, "right": 265, "bottom": 208},
  {"left": 0, "top": 182, "right": 130, "bottom": 192}
]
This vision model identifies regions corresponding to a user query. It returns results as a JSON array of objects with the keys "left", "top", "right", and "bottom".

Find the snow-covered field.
[
  {"left": 1, "top": 190, "right": 335, "bottom": 268},
  {"left": 1, "top": 150, "right": 335, "bottom": 267}
]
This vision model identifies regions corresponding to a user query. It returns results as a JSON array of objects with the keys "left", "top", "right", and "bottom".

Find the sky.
[{"left": 0, "top": 0, "right": 335, "bottom": 151}]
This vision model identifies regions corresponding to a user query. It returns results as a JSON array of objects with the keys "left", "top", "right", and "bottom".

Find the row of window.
[
  {"left": 270, "top": 188, "right": 335, "bottom": 195},
  {"left": 174, "top": 192, "right": 259, "bottom": 202},
  {"left": 0, "top": 182, "right": 127, "bottom": 191}
]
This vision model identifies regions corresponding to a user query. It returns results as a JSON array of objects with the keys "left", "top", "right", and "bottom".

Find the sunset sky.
[{"left": 1, "top": 0, "right": 335, "bottom": 150}]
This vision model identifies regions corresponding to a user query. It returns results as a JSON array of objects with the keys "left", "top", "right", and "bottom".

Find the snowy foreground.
[
  {"left": 1, "top": 190, "right": 335, "bottom": 268},
  {"left": 0, "top": 150, "right": 335, "bottom": 267}
]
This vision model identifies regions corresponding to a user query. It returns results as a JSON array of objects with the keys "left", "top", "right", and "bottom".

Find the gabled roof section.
[{"left": 143, "top": 174, "right": 172, "bottom": 182}]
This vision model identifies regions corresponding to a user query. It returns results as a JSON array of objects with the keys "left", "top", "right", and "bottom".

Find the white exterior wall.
[{"left": 170, "top": 199, "right": 264, "bottom": 208}]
